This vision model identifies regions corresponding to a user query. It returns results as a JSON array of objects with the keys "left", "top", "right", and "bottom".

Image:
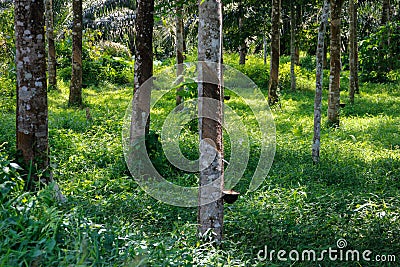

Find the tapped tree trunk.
[
  {"left": 198, "top": 0, "right": 224, "bottom": 242},
  {"left": 290, "top": 2, "right": 296, "bottom": 91},
  {"left": 69, "top": 0, "right": 83, "bottom": 106},
  {"left": 312, "top": 0, "right": 330, "bottom": 164},
  {"left": 130, "top": 0, "right": 154, "bottom": 140},
  {"left": 327, "top": 0, "right": 343, "bottom": 127},
  {"left": 45, "top": 0, "right": 57, "bottom": 90},
  {"left": 348, "top": 0, "right": 358, "bottom": 104},
  {"left": 268, "top": 0, "right": 280, "bottom": 106},
  {"left": 175, "top": 2, "right": 184, "bottom": 107},
  {"left": 15, "top": 0, "right": 49, "bottom": 187}
]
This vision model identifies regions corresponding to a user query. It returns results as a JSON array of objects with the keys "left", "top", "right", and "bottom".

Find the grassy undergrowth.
[{"left": 1, "top": 56, "right": 400, "bottom": 266}]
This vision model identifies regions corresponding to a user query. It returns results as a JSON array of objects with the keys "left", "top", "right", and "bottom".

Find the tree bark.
[
  {"left": 263, "top": 34, "right": 267, "bottom": 65},
  {"left": 312, "top": 0, "right": 330, "bottom": 164},
  {"left": 348, "top": 0, "right": 358, "bottom": 104},
  {"left": 238, "top": 0, "right": 246, "bottom": 65},
  {"left": 45, "top": 0, "right": 57, "bottom": 90},
  {"left": 15, "top": 0, "right": 49, "bottom": 187},
  {"left": 290, "top": 2, "right": 296, "bottom": 91},
  {"left": 130, "top": 0, "right": 154, "bottom": 141},
  {"left": 175, "top": 2, "right": 184, "bottom": 107},
  {"left": 268, "top": 0, "right": 281, "bottom": 106},
  {"left": 198, "top": 0, "right": 224, "bottom": 242},
  {"left": 327, "top": 0, "right": 343, "bottom": 127},
  {"left": 381, "top": 0, "right": 391, "bottom": 25},
  {"left": 69, "top": 0, "right": 83, "bottom": 106}
]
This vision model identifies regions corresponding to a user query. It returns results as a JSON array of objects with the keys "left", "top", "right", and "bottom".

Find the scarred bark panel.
[
  {"left": 130, "top": 0, "right": 154, "bottom": 141},
  {"left": 198, "top": 0, "right": 224, "bottom": 242},
  {"left": 327, "top": 0, "right": 343, "bottom": 127}
]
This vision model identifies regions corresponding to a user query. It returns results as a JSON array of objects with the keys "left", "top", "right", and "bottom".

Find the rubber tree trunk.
[
  {"left": 197, "top": 0, "right": 224, "bottom": 242},
  {"left": 312, "top": 0, "right": 330, "bottom": 164},
  {"left": 45, "top": 0, "right": 57, "bottom": 90},
  {"left": 327, "top": 0, "right": 343, "bottom": 127},
  {"left": 348, "top": 0, "right": 358, "bottom": 104},
  {"left": 15, "top": 0, "right": 49, "bottom": 188},
  {"left": 238, "top": 0, "right": 246, "bottom": 65},
  {"left": 290, "top": 2, "right": 296, "bottom": 91},
  {"left": 130, "top": 0, "right": 154, "bottom": 141},
  {"left": 69, "top": 0, "right": 83, "bottom": 106},
  {"left": 175, "top": 2, "right": 184, "bottom": 107},
  {"left": 268, "top": 0, "right": 281, "bottom": 106},
  {"left": 381, "top": 0, "right": 391, "bottom": 25}
]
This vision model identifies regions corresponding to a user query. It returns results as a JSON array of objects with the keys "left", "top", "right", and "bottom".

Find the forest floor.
[{"left": 1, "top": 55, "right": 400, "bottom": 266}]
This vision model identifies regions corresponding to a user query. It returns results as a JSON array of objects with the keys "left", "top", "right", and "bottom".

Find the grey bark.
[
  {"left": 197, "top": 0, "right": 224, "bottom": 242},
  {"left": 312, "top": 0, "right": 330, "bottom": 163},
  {"left": 327, "top": 0, "right": 344, "bottom": 127},
  {"left": 69, "top": 0, "right": 83, "bottom": 106},
  {"left": 268, "top": 0, "right": 280, "bottom": 106},
  {"left": 45, "top": 0, "right": 57, "bottom": 90},
  {"left": 15, "top": 0, "right": 49, "bottom": 187}
]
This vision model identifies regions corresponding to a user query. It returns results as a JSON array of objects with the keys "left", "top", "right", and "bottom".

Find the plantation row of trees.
[{"left": 2, "top": 0, "right": 400, "bottom": 242}]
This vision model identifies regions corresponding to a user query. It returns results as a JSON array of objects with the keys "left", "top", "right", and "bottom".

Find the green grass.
[{"left": 1, "top": 57, "right": 399, "bottom": 266}]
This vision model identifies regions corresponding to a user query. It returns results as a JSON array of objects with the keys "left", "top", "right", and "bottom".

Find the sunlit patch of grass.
[{"left": 0, "top": 54, "right": 399, "bottom": 266}]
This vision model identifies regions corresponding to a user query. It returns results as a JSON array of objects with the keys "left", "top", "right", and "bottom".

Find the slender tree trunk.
[
  {"left": 15, "top": 0, "right": 49, "bottom": 187},
  {"left": 354, "top": 1, "right": 359, "bottom": 94},
  {"left": 327, "top": 0, "right": 343, "bottom": 127},
  {"left": 268, "top": 0, "right": 280, "bottom": 106},
  {"left": 349, "top": 0, "right": 358, "bottom": 104},
  {"left": 175, "top": 2, "right": 184, "bottom": 107},
  {"left": 198, "top": 0, "right": 224, "bottom": 242},
  {"left": 69, "top": 0, "right": 83, "bottom": 106},
  {"left": 238, "top": 0, "right": 246, "bottom": 65},
  {"left": 130, "top": 0, "right": 154, "bottom": 141},
  {"left": 290, "top": 2, "right": 296, "bottom": 90},
  {"left": 381, "top": 0, "right": 391, "bottom": 25},
  {"left": 263, "top": 34, "right": 267, "bottom": 65},
  {"left": 45, "top": 0, "right": 57, "bottom": 90},
  {"left": 312, "top": 0, "right": 330, "bottom": 164}
]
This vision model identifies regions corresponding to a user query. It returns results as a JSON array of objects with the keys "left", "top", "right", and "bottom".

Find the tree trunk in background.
[
  {"left": 131, "top": 0, "right": 154, "bottom": 139},
  {"left": 323, "top": 37, "right": 328, "bottom": 69},
  {"left": 290, "top": 2, "right": 296, "bottom": 90},
  {"left": 349, "top": 0, "right": 358, "bottom": 104},
  {"left": 238, "top": 0, "right": 246, "bottom": 65},
  {"left": 327, "top": 0, "right": 343, "bottom": 127},
  {"left": 45, "top": 0, "right": 57, "bottom": 90},
  {"left": 263, "top": 34, "right": 267, "bottom": 65},
  {"left": 69, "top": 0, "right": 83, "bottom": 106},
  {"left": 312, "top": 0, "right": 330, "bottom": 164},
  {"left": 175, "top": 2, "right": 184, "bottom": 107},
  {"left": 198, "top": 0, "right": 224, "bottom": 242},
  {"left": 354, "top": 1, "right": 359, "bottom": 94},
  {"left": 15, "top": 0, "right": 49, "bottom": 187},
  {"left": 268, "top": 0, "right": 280, "bottom": 106},
  {"left": 381, "top": 0, "right": 391, "bottom": 25}
]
